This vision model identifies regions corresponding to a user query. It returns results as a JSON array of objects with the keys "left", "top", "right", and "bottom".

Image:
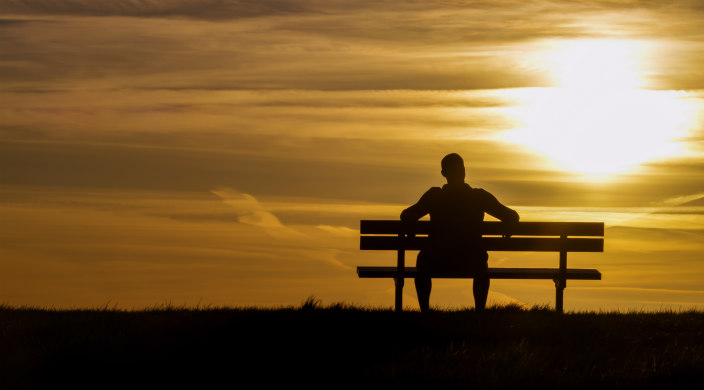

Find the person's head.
[{"left": 441, "top": 153, "right": 465, "bottom": 184}]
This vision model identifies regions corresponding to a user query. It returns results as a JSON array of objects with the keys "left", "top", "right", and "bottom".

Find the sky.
[{"left": 1, "top": 0, "right": 704, "bottom": 311}]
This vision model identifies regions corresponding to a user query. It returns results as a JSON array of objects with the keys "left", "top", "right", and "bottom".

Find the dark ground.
[{"left": 1, "top": 300, "right": 703, "bottom": 389}]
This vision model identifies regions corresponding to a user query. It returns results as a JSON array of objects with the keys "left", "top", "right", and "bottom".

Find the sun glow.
[
  {"left": 501, "top": 40, "right": 696, "bottom": 181},
  {"left": 552, "top": 40, "right": 644, "bottom": 90}
]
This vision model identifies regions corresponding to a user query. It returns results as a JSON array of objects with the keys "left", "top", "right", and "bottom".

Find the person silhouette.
[{"left": 400, "top": 153, "right": 519, "bottom": 312}]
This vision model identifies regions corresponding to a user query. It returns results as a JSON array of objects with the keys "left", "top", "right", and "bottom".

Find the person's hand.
[
  {"left": 502, "top": 220, "right": 517, "bottom": 238},
  {"left": 400, "top": 220, "right": 416, "bottom": 238}
]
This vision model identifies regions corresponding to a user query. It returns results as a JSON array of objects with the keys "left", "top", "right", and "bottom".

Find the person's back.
[
  {"left": 401, "top": 153, "right": 519, "bottom": 311},
  {"left": 420, "top": 183, "right": 499, "bottom": 254}
]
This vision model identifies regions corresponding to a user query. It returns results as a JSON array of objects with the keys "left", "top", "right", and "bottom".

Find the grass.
[{"left": 1, "top": 299, "right": 703, "bottom": 389}]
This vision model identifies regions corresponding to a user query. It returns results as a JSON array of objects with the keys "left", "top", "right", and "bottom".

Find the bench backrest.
[{"left": 360, "top": 220, "right": 604, "bottom": 252}]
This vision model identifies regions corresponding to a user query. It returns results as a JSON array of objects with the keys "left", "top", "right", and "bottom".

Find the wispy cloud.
[
  {"left": 0, "top": 0, "right": 321, "bottom": 19},
  {"left": 4, "top": 1, "right": 704, "bottom": 91},
  {"left": 4, "top": 0, "right": 704, "bottom": 22},
  {"left": 211, "top": 187, "right": 303, "bottom": 238},
  {"left": 0, "top": 187, "right": 362, "bottom": 306}
]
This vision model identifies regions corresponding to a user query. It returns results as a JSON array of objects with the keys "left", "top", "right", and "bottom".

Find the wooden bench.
[{"left": 358, "top": 220, "right": 604, "bottom": 312}]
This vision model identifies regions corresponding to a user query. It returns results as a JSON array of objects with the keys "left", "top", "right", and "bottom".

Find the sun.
[{"left": 500, "top": 39, "right": 695, "bottom": 181}]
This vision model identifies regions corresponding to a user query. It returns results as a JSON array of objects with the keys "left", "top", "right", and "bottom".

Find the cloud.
[
  {"left": 0, "top": 18, "right": 35, "bottom": 26},
  {"left": 4, "top": 122, "right": 702, "bottom": 209},
  {"left": 3, "top": 0, "right": 704, "bottom": 22},
  {"left": 211, "top": 187, "right": 303, "bottom": 238},
  {"left": 658, "top": 192, "right": 704, "bottom": 207},
  {"left": 5, "top": 1, "right": 704, "bottom": 92},
  {"left": 2, "top": 185, "right": 704, "bottom": 309},
  {"left": 0, "top": 186, "right": 365, "bottom": 306},
  {"left": 211, "top": 188, "right": 284, "bottom": 229},
  {"left": 315, "top": 225, "right": 356, "bottom": 236},
  {"left": 487, "top": 290, "right": 527, "bottom": 308},
  {"left": 565, "top": 286, "right": 704, "bottom": 311},
  {"left": 0, "top": 0, "right": 321, "bottom": 20}
]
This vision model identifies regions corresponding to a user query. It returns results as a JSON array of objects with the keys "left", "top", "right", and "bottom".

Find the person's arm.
[
  {"left": 480, "top": 190, "right": 519, "bottom": 237},
  {"left": 481, "top": 190, "right": 519, "bottom": 223},
  {"left": 400, "top": 188, "right": 436, "bottom": 221}
]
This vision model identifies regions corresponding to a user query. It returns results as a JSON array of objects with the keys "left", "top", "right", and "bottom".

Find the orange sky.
[{"left": 1, "top": 0, "right": 704, "bottom": 311}]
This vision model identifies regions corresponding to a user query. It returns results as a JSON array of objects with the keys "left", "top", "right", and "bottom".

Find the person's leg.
[
  {"left": 415, "top": 251, "right": 431, "bottom": 312},
  {"left": 473, "top": 274, "right": 489, "bottom": 311},
  {"left": 472, "top": 256, "right": 490, "bottom": 311}
]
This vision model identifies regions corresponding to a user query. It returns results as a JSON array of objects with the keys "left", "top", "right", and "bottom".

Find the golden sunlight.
[
  {"left": 551, "top": 39, "right": 644, "bottom": 90},
  {"left": 501, "top": 40, "right": 696, "bottom": 180}
]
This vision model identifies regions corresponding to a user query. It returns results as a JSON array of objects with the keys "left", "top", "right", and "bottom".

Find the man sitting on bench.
[{"left": 400, "top": 153, "right": 520, "bottom": 312}]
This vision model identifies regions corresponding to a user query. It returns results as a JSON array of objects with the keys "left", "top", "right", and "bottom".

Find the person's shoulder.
[
  {"left": 471, "top": 187, "right": 498, "bottom": 200},
  {"left": 472, "top": 187, "right": 489, "bottom": 194},
  {"left": 421, "top": 186, "right": 443, "bottom": 198}
]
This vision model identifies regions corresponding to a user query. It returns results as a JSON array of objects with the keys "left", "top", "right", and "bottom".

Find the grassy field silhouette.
[{"left": 2, "top": 297, "right": 703, "bottom": 389}]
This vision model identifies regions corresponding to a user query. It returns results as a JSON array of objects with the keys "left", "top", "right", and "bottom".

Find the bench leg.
[
  {"left": 394, "top": 277, "right": 404, "bottom": 312},
  {"left": 554, "top": 278, "right": 566, "bottom": 313},
  {"left": 556, "top": 247, "right": 567, "bottom": 313}
]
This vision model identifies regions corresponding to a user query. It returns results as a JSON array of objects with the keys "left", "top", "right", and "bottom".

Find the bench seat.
[{"left": 358, "top": 266, "right": 601, "bottom": 280}]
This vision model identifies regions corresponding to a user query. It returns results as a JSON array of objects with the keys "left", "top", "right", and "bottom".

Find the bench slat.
[
  {"left": 360, "top": 236, "right": 603, "bottom": 252},
  {"left": 357, "top": 266, "right": 601, "bottom": 280},
  {"left": 360, "top": 220, "right": 604, "bottom": 236}
]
